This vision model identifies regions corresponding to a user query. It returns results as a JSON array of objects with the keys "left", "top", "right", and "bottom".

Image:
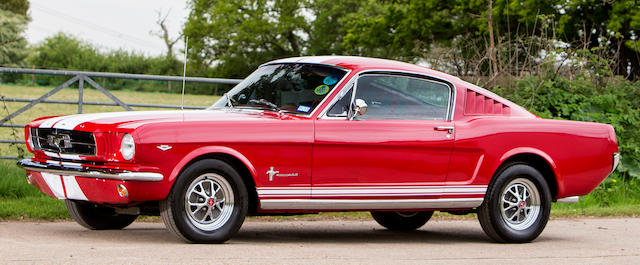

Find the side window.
[
  {"left": 327, "top": 86, "right": 353, "bottom": 117},
  {"left": 354, "top": 75, "right": 450, "bottom": 120}
]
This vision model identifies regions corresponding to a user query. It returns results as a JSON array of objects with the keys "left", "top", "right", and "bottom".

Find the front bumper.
[
  {"left": 17, "top": 158, "right": 163, "bottom": 181},
  {"left": 17, "top": 158, "right": 167, "bottom": 204}
]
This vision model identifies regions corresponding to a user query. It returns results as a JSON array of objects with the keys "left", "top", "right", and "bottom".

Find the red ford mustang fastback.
[{"left": 18, "top": 56, "right": 619, "bottom": 243}]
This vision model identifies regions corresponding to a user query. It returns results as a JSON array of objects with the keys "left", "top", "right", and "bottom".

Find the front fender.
[{"left": 168, "top": 146, "right": 258, "bottom": 183}]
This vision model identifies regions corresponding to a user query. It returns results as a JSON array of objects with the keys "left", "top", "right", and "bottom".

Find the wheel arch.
[
  {"left": 169, "top": 146, "right": 259, "bottom": 215},
  {"left": 494, "top": 149, "right": 560, "bottom": 200}
]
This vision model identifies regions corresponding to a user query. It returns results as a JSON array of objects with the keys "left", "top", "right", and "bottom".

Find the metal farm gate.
[{"left": 0, "top": 67, "right": 242, "bottom": 160}]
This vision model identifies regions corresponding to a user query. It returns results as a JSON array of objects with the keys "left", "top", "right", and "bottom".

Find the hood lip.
[
  {"left": 30, "top": 108, "right": 310, "bottom": 132},
  {"left": 27, "top": 108, "right": 310, "bottom": 130}
]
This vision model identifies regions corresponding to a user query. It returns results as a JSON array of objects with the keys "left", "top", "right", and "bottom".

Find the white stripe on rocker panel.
[{"left": 260, "top": 198, "right": 484, "bottom": 210}]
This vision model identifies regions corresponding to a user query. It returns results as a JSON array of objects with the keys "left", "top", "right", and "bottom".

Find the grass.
[
  {"left": 0, "top": 83, "right": 220, "bottom": 157},
  {"left": 0, "top": 83, "right": 220, "bottom": 220},
  {"left": 1, "top": 83, "right": 639, "bottom": 220}
]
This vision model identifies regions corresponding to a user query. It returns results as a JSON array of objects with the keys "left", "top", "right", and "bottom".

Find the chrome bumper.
[
  {"left": 17, "top": 158, "right": 164, "bottom": 182},
  {"left": 556, "top": 196, "right": 579, "bottom": 203},
  {"left": 612, "top": 153, "right": 621, "bottom": 173}
]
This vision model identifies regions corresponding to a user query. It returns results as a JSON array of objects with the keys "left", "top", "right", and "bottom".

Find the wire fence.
[{"left": 0, "top": 67, "right": 242, "bottom": 160}]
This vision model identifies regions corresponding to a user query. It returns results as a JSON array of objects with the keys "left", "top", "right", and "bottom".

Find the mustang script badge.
[{"left": 266, "top": 166, "right": 299, "bottom": 182}]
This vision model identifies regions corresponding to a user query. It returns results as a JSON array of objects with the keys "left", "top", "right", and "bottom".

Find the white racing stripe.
[
  {"left": 45, "top": 151, "right": 81, "bottom": 160},
  {"left": 269, "top": 56, "right": 344, "bottom": 65},
  {"left": 39, "top": 116, "right": 67, "bottom": 128},
  {"left": 41, "top": 172, "right": 65, "bottom": 199},
  {"left": 52, "top": 111, "right": 152, "bottom": 130},
  {"left": 296, "top": 56, "right": 343, "bottom": 64},
  {"left": 38, "top": 110, "right": 180, "bottom": 130},
  {"left": 62, "top": 176, "right": 88, "bottom": 201}
]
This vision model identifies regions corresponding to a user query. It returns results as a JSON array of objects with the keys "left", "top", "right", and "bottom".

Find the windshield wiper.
[{"left": 248, "top": 99, "right": 280, "bottom": 112}]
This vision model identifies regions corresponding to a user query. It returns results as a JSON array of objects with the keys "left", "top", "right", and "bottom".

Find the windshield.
[{"left": 210, "top": 63, "right": 347, "bottom": 115}]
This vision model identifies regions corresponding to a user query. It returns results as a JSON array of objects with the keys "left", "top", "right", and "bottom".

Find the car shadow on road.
[
  {"left": 51, "top": 222, "right": 562, "bottom": 245},
  {"left": 233, "top": 228, "right": 490, "bottom": 244}
]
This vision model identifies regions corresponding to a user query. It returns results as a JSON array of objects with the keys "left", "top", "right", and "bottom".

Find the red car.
[{"left": 18, "top": 56, "right": 619, "bottom": 243}]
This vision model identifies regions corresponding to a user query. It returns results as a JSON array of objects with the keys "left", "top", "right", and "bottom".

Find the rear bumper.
[
  {"left": 611, "top": 153, "right": 621, "bottom": 175},
  {"left": 17, "top": 158, "right": 163, "bottom": 181},
  {"left": 556, "top": 196, "right": 579, "bottom": 203}
]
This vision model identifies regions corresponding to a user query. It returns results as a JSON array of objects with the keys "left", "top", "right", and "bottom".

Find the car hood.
[{"left": 33, "top": 109, "right": 305, "bottom": 131}]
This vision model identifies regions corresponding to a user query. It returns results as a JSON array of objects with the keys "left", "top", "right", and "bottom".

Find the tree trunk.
[{"left": 487, "top": 0, "right": 498, "bottom": 79}]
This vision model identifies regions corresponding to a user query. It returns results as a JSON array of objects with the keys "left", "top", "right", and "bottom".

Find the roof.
[
  {"left": 266, "top": 56, "right": 462, "bottom": 82},
  {"left": 266, "top": 56, "right": 534, "bottom": 118}
]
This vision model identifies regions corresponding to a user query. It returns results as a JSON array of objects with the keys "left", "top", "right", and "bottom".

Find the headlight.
[
  {"left": 120, "top": 133, "right": 135, "bottom": 160},
  {"left": 27, "top": 128, "right": 35, "bottom": 151}
]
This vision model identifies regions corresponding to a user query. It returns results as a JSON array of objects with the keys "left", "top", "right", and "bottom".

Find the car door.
[{"left": 312, "top": 73, "right": 455, "bottom": 200}]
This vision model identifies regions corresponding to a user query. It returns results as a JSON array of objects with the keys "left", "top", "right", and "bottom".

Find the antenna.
[{"left": 181, "top": 36, "right": 189, "bottom": 110}]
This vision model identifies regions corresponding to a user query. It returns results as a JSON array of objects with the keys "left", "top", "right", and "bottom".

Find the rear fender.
[{"left": 495, "top": 147, "right": 563, "bottom": 195}]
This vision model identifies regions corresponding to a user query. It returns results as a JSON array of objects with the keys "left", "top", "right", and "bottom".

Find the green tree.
[
  {"left": 306, "top": 0, "right": 362, "bottom": 55},
  {"left": 27, "top": 32, "right": 103, "bottom": 71},
  {"left": 340, "top": 0, "right": 557, "bottom": 73},
  {"left": 0, "top": 9, "right": 28, "bottom": 66},
  {"left": 558, "top": 0, "right": 640, "bottom": 80},
  {"left": 0, "top": 0, "right": 29, "bottom": 17},
  {"left": 184, "top": 0, "right": 311, "bottom": 78}
]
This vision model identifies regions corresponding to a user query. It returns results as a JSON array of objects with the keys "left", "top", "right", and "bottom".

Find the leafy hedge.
[{"left": 494, "top": 75, "right": 640, "bottom": 180}]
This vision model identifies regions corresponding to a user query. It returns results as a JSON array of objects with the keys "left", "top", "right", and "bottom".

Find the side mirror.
[{"left": 349, "top": 98, "right": 368, "bottom": 120}]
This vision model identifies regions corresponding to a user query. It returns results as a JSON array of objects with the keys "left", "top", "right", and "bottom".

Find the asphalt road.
[{"left": 1, "top": 218, "right": 639, "bottom": 264}]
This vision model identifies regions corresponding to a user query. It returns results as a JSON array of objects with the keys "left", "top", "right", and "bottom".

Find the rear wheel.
[
  {"left": 478, "top": 163, "right": 551, "bottom": 243},
  {"left": 160, "top": 159, "right": 248, "bottom": 243},
  {"left": 65, "top": 200, "right": 138, "bottom": 230},
  {"left": 371, "top": 211, "right": 434, "bottom": 231}
]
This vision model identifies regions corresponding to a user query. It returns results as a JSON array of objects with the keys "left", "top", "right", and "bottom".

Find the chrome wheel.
[
  {"left": 184, "top": 173, "right": 235, "bottom": 231},
  {"left": 499, "top": 178, "right": 540, "bottom": 230}
]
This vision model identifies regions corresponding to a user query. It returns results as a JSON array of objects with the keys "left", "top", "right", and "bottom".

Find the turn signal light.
[{"left": 117, "top": 184, "right": 129, "bottom": 198}]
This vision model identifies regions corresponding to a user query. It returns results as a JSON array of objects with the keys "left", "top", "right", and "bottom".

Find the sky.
[{"left": 26, "top": 0, "right": 190, "bottom": 57}]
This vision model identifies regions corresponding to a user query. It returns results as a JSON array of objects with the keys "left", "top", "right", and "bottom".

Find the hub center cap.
[
  {"left": 519, "top": 201, "right": 526, "bottom": 208},
  {"left": 207, "top": 198, "right": 216, "bottom": 207}
]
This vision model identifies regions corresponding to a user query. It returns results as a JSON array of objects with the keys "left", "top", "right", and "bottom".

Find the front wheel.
[
  {"left": 65, "top": 200, "right": 138, "bottom": 230},
  {"left": 478, "top": 163, "right": 551, "bottom": 243},
  {"left": 160, "top": 159, "right": 248, "bottom": 243},
  {"left": 371, "top": 211, "right": 434, "bottom": 231}
]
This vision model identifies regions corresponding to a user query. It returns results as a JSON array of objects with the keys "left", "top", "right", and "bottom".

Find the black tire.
[
  {"left": 160, "top": 159, "right": 248, "bottom": 243},
  {"left": 65, "top": 200, "right": 138, "bottom": 230},
  {"left": 371, "top": 211, "right": 434, "bottom": 231},
  {"left": 478, "top": 163, "right": 552, "bottom": 243}
]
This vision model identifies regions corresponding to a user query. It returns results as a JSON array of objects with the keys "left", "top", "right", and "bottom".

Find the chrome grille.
[{"left": 32, "top": 128, "right": 96, "bottom": 156}]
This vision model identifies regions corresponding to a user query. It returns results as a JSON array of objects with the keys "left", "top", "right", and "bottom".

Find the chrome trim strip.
[
  {"left": 307, "top": 67, "right": 352, "bottom": 118},
  {"left": 256, "top": 186, "right": 487, "bottom": 197},
  {"left": 17, "top": 158, "right": 163, "bottom": 182},
  {"left": 556, "top": 196, "right": 579, "bottom": 203},
  {"left": 317, "top": 69, "right": 458, "bottom": 121},
  {"left": 260, "top": 198, "right": 483, "bottom": 210}
]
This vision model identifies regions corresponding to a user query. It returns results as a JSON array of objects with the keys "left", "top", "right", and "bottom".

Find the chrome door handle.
[{"left": 434, "top": 126, "right": 454, "bottom": 133}]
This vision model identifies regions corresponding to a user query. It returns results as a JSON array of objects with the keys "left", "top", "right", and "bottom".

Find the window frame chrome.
[{"left": 318, "top": 69, "right": 457, "bottom": 121}]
